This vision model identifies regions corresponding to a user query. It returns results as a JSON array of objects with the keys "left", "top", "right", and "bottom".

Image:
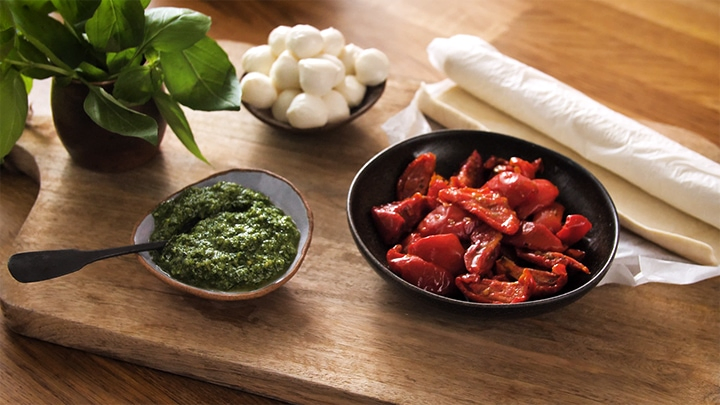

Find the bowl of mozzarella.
[{"left": 240, "top": 24, "right": 388, "bottom": 132}]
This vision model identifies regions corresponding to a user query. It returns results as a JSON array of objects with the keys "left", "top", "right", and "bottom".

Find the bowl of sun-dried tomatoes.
[{"left": 347, "top": 130, "right": 619, "bottom": 316}]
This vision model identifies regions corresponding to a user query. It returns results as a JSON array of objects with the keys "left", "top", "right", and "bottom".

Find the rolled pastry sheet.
[
  {"left": 416, "top": 81, "right": 720, "bottom": 265},
  {"left": 427, "top": 35, "right": 720, "bottom": 231}
]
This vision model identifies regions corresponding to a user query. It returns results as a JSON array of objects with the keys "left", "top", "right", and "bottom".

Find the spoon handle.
[{"left": 7, "top": 241, "right": 167, "bottom": 283}]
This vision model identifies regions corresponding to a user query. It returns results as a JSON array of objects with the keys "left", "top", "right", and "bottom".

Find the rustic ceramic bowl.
[
  {"left": 242, "top": 79, "right": 385, "bottom": 134},
  {"left": 347, "top": 130, "right": 619, "bottom": 317},
  {"left": 133, "top": 169, "right": 313, "bottom": 301}
]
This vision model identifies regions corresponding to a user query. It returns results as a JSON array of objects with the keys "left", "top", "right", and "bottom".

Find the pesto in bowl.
[
  {"left": 150, "top": 181, "right": 300, "bottom": 291},
  {"left": 133, "top": 169, "right": 313, "bottom": 301}
]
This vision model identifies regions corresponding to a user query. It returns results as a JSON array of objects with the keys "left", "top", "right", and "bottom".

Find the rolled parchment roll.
[{"left": 427, "top": 35, "right": 720, "bottom": 231}]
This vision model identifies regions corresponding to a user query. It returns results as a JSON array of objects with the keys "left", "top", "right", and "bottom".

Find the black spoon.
[{"left": 7, "top": 241, "right": 167, "bottom": 283}]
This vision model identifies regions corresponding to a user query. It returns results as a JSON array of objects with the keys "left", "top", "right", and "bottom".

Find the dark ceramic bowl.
[
  {"left": 133, "top": 169, "right": 313, "bottom": 301},
  {"left": 347, "top": 130, "right": 619, "bottom": 317},
  {"left": 242, "top": 80, "right": 385, "bottom": 134}
]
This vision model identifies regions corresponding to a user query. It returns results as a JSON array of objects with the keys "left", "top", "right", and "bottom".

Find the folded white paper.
[
  {"left": 599, "top": 231, "right": 720, "bottom": 287},
  {"left": 427, "top": 35, "right": 720, "bottom": 230}
]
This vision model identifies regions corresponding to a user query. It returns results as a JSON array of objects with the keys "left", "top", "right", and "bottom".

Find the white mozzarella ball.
[
  {"left": 240, "top": 72, "right": 277, "bottom": 109},
  {"left": 241, "top": 45, "right": 275, "bottom": 75},
  {"left": 321, "top": 27, "right": 345, "bottom": 56},
  {"left": 354, "top": 48, "right": 390, "bottom": 86},
  {"left": 272, "top": 89, "right": 302, "bottom": 123},
  {"left": 286, "top": 24, "right": 324, "bottom": 59},
  {"left": 269, "top": 50, "right": 300, "bottom": 90},
  {"left": 268, "top": 25, "right": 291, "bottom": 57},
  {"left": 338, "top": 43, "right": 363, "bottom": 75},
  {"left": 334, "top": 75, "right": 366, "bottom": 108},
  {"left": 322, "top": 90, "right": 351, "bottom": 123},
  {"left": 298, "top": 58, "right": 343, "bottom": 96},
  {"left": 317, "top": 54, "right": 346, "bottom": 87},
  {"left": 286, "top": 93, "right": 328, "bottom": 128}
]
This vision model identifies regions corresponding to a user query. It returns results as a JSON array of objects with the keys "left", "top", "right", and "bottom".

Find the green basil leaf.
[
  {"left": 144, "top": 7, "right": 210, "bottom": 52},
  {"left": 14, "top": 0, "right": 55, "bottom": 14},
  {"left": 106, "top": 47, "right": 138, "bottom": 75},
  {"left": 21, "top": 72, "right": 33, "bottom": 93},
  {"left": 14, "top": 37, "right": 56, "bottom": 79},
  {"left": 85, "top": 0, "right": 144, "bottom": 52},
  {"left": 114, "top": 64, "right": 158, "bottom": 105},
  {"left": 0, "top": 68, "right": 28, "bottom": 161},
  {"left": 76, "top": 61, "right": 109, "bottom": 82},
  {"left": 50, "top": 0, "right": 101, "bottom": 25},
  {"left": 159, "top": 36, "right": 240, "bottom": 111},
  {"left": 84, "top": 84, "right": 158, "bottom": 144},
  {"left": 153, "top": 91, "right": 208, "bottom": 163},
  {"left": 0, "top": 2, "right": 13, "bottom": 29},
  {"left": 8, "top": 0, "right": 85, "bottom": 68},
  {"left": 15, "top": 36, "right": 47, "bottom": 62},
  {"left": 0, "top": 27, "right": 16, "bottom": 60}
]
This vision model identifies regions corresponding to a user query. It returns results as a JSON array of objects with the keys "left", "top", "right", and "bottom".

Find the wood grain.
[{"left": 1, "top": 1, "right": 718, "bottom": 404}]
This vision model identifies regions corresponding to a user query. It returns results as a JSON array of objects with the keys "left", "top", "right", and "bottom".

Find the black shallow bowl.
[{"left": 347, "top": 130, "right": 619, "bottom": 317}]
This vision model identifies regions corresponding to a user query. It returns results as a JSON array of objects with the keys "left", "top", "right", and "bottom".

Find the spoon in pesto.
[{"left": 7, "top": 241, "right": 167, "bottom": 283}]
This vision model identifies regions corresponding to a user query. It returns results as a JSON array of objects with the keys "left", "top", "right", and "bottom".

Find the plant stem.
[{"left": 3, "top": 60, "right": 75, "bottom": 79}]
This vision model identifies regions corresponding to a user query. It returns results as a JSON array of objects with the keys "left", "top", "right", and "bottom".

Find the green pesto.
[{"left": 150, "top": 181, "right": 300, "bottom": 291}]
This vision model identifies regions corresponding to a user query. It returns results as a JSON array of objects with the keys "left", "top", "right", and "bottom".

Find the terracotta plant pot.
[{"left": 51, "top": 79, "right": 167, "bottom": 172}]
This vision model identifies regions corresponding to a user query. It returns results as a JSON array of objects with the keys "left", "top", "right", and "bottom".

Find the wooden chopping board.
[{"left": 2, "top": 40, "right": 718, "bottom": 405}]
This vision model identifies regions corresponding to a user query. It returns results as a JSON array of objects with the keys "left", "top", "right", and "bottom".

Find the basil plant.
[{"left": 0, "top": 0, "right": 241, "bottom": 163}]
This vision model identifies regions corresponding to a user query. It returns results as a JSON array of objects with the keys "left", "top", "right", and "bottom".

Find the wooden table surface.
[{"left": 1, "top": 1, "right": 718, "bottom": 404}]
